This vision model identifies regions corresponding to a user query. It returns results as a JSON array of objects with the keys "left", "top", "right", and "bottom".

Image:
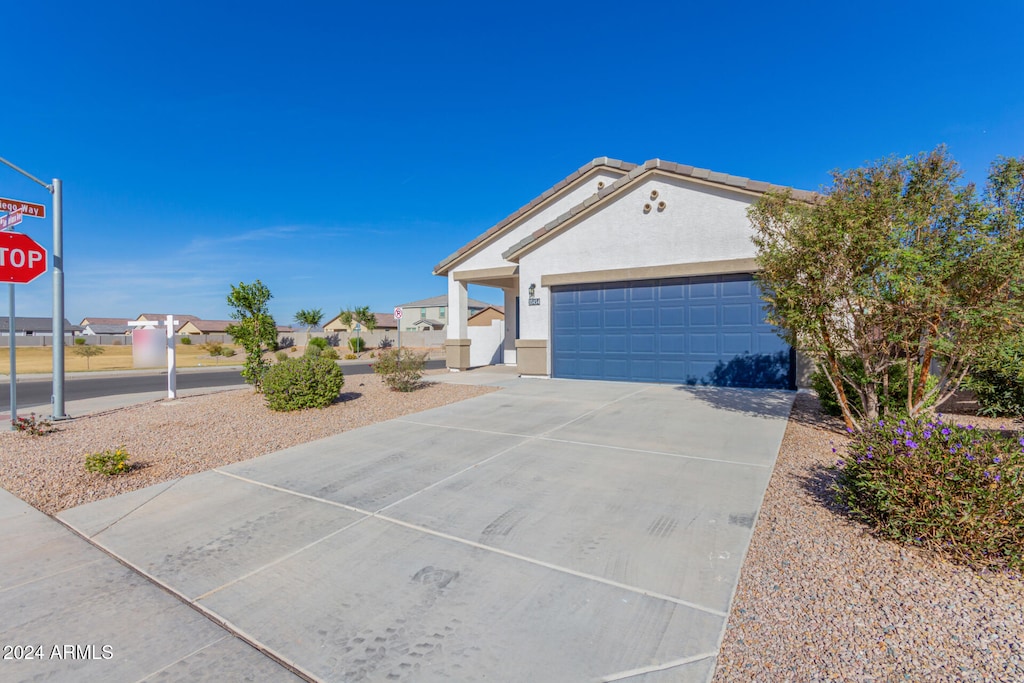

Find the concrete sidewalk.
[
  {"left": 40, "top": 371, "right": 793, "bottom": 682},
  {"left": 0, "top": 488, "right": 304, "bottom": 682}
]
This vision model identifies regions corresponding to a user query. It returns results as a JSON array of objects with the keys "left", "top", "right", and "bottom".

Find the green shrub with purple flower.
[{"left": 834, "top": 415, "right": 1023, "bottom": 571}]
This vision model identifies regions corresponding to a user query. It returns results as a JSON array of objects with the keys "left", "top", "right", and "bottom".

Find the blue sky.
[{"left": 3, "top": 1, "right": 1021, "bottom": 326}]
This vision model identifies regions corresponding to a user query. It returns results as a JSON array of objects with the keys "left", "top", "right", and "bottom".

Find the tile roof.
[
  {"left": 398, "top": 295, "right": 491, "bottom": 309},
  {"left": 0, "top": 317, "right": 79, "bottom": 332},
  {"left": 501, "top": 158, "right": 819, "bottom": 261},
  {"left": 433, "top": 157, "right": 635, "bottom": 275},
  {"left": 79, "top": 317, "right": 134, "bottom": 326}
]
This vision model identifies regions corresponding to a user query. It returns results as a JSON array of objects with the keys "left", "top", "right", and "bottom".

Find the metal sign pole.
[
  {"left": 166, "top": 315, "right": 177, "bottom": 399},
  {"left": 51, "top": 178, "right": 65, "bottom": 419},
  {"left": 8, "top": 284, "right": 15, "bottom": 430}
]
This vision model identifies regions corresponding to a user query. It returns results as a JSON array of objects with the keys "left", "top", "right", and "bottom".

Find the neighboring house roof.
[
  {"left": 323, "top": 313, "right": 398, "bottom": 330},
  {"left": 410, "top": 318, "right": 445, "bottom": 328},
  {"left": 399, "top": 295, "right": 491, "bottom": 309},
  {"left": 179, "top": 319, "right": 234, "bottom": 333},
  {"left": 434, "top": 157, "right": 635, "bottom": 275},
  {"left": 0, "top": 317, "right": 80, "bottom": 333},
  {"left": 83, "top": 324, "right": 131, "bottom": 335},
  {"left": 501, "top": 158, "right": 819, "bottom": 262},
  {"left": 80, "top": 317, "right": 133, "bottom": 327},
  {"left": 468, "top": 305, "right": 505, "bottom": 320},
  {"left": 137, "top": 313, "right": 201, "bottom": 327}
]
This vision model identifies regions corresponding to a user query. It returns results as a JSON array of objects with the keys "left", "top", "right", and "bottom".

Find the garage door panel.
[
  {"left": 689, "top": 333, "right": 719, "bottom": 354},
  {"left": 551, "top": 274, "right": 792, "bottom": 388},
  {"left": 660, "top": 334, "right": 685, "bottom": 353},
  {"left": 578, "top": 310, "right": 602, "bottom": 329},
  {"left": 722, "top": 333, "right": 753, "bottom": 355},
  {"left": 721, "top": 278, "right": 753, "bottom": 297},
  {"left": 659, "top": 306, "right": 684, "bottom": 327},
  {"left": 630, "top": 333, "right": 656, "bottom": 353},
  {"left": 604, "top": 334, "right": 627, "bottom": 353},
  {"left": 689, "top": 305, "right": 717, "bottom": 327},
  {"left": 722, "top": 303, "right": 753, "bottom": 326},
  {"left": 630, "top": 307, "right": 656, "bottom": 327}
]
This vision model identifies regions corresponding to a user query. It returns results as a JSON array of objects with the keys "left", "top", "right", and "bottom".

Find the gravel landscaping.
[
  {"left": 714, "top": 393, "right": 1023, "bottom": 682},
  {"left": 0, "top": 374, "right": 495, "bottom": 516}
]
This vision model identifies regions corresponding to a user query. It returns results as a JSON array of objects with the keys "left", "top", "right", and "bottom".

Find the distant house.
[
  {"left": 397, "top": 295, "right": 490, "bottom": 332},
  {"left": 0, "top": 317, "right": 80, "bottom": 337},
  {"left": 79, "top": 317, "right": 132, "bottom": 335},
  {"left": 323, "top": 312, "right": 399, "bottom": 333},
  {"left": 135, "top": 313, "right": 200, "bottom": 332},
  {"left": 176, "top": 319, "right": 294, "bottom": 335},
  {"left": 468, "top": 305, "right": 505, "bottom": 327},
  {"left": 176, "top": 319, "right": 233, "bottom": 335}
]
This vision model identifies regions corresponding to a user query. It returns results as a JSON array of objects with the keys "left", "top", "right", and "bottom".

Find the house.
[
  {"left": 433, "top": 157, "right": 815, "bottom": 388},
  {"left": 176, "top": 319, "right": 294, "bottom": 335},
  {"left": 79, "top": 317, "right": 132, "bottom": 335},
  {"left": 468, "top": 305, "right": 504, "bottom": 327},
  {"left": 323, "top": 312, "right": 399, "bottom": 333},
  {"left": 176, "top": 319, "right": 233, "bottom": 335},
  {"left": 134, "top": 314, "right": 200, "bottom": 332},
  {"left": 396, "top": 295, "right": 490, "bottom": 332},
  {"left": 0, "top": 317, "right": 80, "bottom": 337}
]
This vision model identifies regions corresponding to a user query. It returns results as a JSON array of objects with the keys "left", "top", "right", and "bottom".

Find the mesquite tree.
[
  {"left": 226, "top": 280, "right": 278, "bottom": 391},
  {"left": 749, "top": 147, "right": 1024, "bottom": 431}
]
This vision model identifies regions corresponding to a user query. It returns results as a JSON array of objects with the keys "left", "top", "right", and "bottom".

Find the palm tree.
[{"left": 294, "top": 308, "right": 324, "bottom": 338}]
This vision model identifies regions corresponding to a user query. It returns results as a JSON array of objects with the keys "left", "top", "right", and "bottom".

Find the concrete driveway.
[{"left": 55, "top": 372, "right": 793, "bottom": 682}]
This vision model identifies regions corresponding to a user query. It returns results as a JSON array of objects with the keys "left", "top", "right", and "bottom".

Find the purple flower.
[
  {"left": 941, "top": 428, "right": 951, "bottom": 436},
  {"left": 905, "top": 440, "right": 919, "bottom": 449},
  {"left": 994, "top": 473, "right": 1001, "bottom": 482},
  {"left": 966, "top": 454, "right": 975, "bottom": 462},
  {"left": 892, "top": 439, "right": 900, "bottom": 446},
  {"left": 899, "top": 420, "right": 906, "bottom": 426},
  {"left": 878, "top": 420, "right": 885, "bottom": 427},
  {"left": 993, "top": 457, "right": 1001, "bottom": 464},
  {"left": 983, "top": 471, "right": 991, "bottom": 479},
  {"left": 836, "top": 459, "right": 845, "bottom": 467},
  {"left": 923, "top": 430, "right": 932, "bottom": 439},
  {"left": 966, "top": 425, "right": 975, "bottom": 431},
  {"left": 896, "top": 428, "right": 905, "bottom": 436},
  {"left": 846, "top": 427, "right": 854, "bottom": 434}
]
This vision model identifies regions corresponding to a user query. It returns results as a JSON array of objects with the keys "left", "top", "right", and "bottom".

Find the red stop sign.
[{"left": 0, "top": 231, "right": 48, "bottom": 284}]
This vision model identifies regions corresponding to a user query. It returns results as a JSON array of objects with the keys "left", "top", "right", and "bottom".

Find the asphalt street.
[{"left": 0, "top": 360, "right": 445, "bottom": 412}]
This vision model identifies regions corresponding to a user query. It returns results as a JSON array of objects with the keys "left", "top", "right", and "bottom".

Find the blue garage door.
[{"left": 551, "top": 274, "right": 793, "bottom": 388}]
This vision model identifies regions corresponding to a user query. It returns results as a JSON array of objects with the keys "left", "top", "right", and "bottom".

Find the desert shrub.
[
  {"left": 306, "top": 337, "right": 329, "bottom": 353},
  {"left": 74, "top": 337, "right": 87, "bottom": 345},
  {"left": 220, "top": 347, "right": 237, "bottom": 358},
  {"left": 835, "top": 416, "right": 1024, "bottom": 571},
  {"left": 320, "top": 346, "right": 339, "bottom": 360},
  {"left": 85, "top": 446, "right": 130, "bottom": 476},
  {"left": 377, "top": 337, "right": 393, "bottom": 349},
  {"left": 13, "top": 412, "right": 54, "bottom": 436},
  {"left": 262, "top": 355, "right": 345, "bottom": 411},
  {"left": 179, "top": 336, "right": 192, "bottom": 345},
  {"left": 965, "top": 331, "right": 1024, "bottom": 418},
  {"left": 812, "top": 355, "right": 937, "bottom": 419},
  {"left": 348, "top": 337, "right": 366, "bottom": 353},
  {"left": 374, "top": 348, "right": 428, "bottom": 392},
  {"left": 344, "top": 353, "right": 357, "bottom": 360},
  {"left": 201, "top": 341, "right": 224, "bottom": 357},
  {"left": 275, "top": 351, "right": 288, "bottom": 362}
]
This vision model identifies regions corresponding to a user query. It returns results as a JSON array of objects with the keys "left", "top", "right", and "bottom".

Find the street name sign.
[
  {"left": 0, "top": 210, "right": 22, "bottom": 231},
  {"left": 0, "top": 197, "right": 46, "bottom": 219},
  {"left": 0, "top": 231, "right": 48, "bottom": 283}
]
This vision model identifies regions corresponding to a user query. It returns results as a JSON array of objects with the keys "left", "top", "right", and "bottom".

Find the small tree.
[
  {"left": 72, "top": 343, "right": 105, "bottom": 370},
  {"left": 294, "top": 308, "right": 324, "bottom": 338},
  {"left": 749, "top": 147, "right": 1024, "bottom": 431},
  {"left": 225, "top": 280, "right": 278, "bottom": 391}
]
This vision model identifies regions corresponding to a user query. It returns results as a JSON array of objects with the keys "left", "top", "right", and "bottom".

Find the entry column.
[{"left": 445, "top": 276, "right": 471, "bottom": 370}]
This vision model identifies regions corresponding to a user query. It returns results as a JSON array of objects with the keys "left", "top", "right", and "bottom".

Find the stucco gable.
[
  {"left": 501, "top": 159, "right": 818, "bottom": 261},
  {"left": 433, "top": 157, "right": 635, "bottom": 275}
]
